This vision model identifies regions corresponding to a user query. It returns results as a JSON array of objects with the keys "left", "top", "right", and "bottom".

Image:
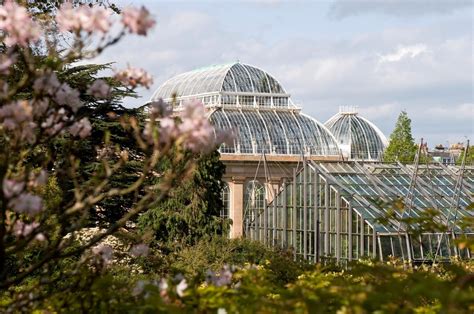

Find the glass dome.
[
  {"left": 210, "top": 108, "right": 340, "bottom": 156},
  {"left": 325, "top": 109, "right": 388, "bottom": 161},
  {"left": 151, "top": 62, "right": 341, "bottom": 157},
  {"left": 150, "top": 62, "right": 292, "bottom": 108}
]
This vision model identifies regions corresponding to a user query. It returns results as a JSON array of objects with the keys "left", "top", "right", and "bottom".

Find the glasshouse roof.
[
  {"left": 150, "top": 62, "right": 294, "bottom": 109},
  {"left": 325, "top": 109, "right": 388, "bottom": 161},
  {"left": 151, "top": 62, "right": 287, "bottom": 100},
  {"left": 151, "top": 62, "right": 342, "bottom": 157},
  {"left": 209, "top": 108, "right": 341, "bottom": 156}
]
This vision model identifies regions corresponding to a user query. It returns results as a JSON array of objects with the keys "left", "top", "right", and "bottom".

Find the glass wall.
[{"left": 245, "top": 161, "right": 473, "bottom": 263}]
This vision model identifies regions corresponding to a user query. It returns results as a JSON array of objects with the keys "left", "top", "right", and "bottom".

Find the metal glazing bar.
[
  {"left": 283, "top": 180, "right": 287, "bottom": 246},
  {"left": 263, "top": 200, "right": 268, "bottom": 245},
  {"left": 336, "top": 189, "right": 341, "bottom": 262},
  {"left": 303, "top": 160, "right": 308, "bottom": 259},
  {"left": 292, "top": 168, "right": 297, "bottom": 258},
  {"left": 348, "top": 200, "right": 353, "bottom": 261},
  {"left": 324, "top": 180, "right": 330, "bottom": 256},
  {"left": 273, "top": 190, "right": 277, "bottom": 246},
  {"left": 360, "top": 219, "right": 365, "bottom": 257},
  {"left": 314, "top": 169, "right": 320, "bottom": 263},
  {"left": 373, "top": 228, "right": 377, "bottom": 259}
]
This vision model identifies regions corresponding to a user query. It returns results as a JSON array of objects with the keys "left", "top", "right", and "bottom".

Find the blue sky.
[{"left": 96, "top": 0, "right": 473, "bottom": 147}]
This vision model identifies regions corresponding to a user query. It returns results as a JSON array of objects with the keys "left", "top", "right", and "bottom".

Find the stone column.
[{"left": 229, "top": 177, "right": 245, "bottom": 238}]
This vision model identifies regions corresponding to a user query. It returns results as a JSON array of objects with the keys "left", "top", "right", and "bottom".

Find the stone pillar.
[{"left": 229, "top": 177, "right": 245, "bottom": 238}]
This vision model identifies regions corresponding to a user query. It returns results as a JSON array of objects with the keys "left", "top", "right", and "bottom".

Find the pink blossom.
[
  {"left": 176, "top": 279, "right": 188, "bottom": 297},
  {"left": 122, "top": 6, "right": 156, "bottom": 36},
  {"left": 92, "top": 244, "right": 113, "bottom": 263},
  {"left": 56, "top": 3, "right": 112, "bottom": 34},
  {"left": 153, "top": 117, "right": 178, "bottom": 146},
  {"left": 30, "top": 170, "right": 48, "bottom": 187},
  {"left": 88, "top": 79, "right": 111, "bottom": 99},
  {"left": 33, "top": 73, "right": 61, "bottom": 96},
  {"left": 178, "top": 101, "right": 216, "bottom": 153},
  {"left": 149, "top": 99, "right": 172, "bottom": 118},
  {"left": 0, "top": 101, "right": 37, "bottom": 144},
  {"left": 32, "top": 99, "right": 50, "bottom": 118},
  {"left": 13, "top": 220, "right": 39, "bottom": 237},
  {"left": 69, "top": 118, "right": 92, "bottom": 139},
  {"left": 9, "top": 193, "right": 43, "bottom": 216},
  {"left": 54, "top": 83, "right": 82, "bottom": 112},
  {"left": 40, "top": 108, "right": 68, "bottom": 136},
  {"left": 130, "top": 244, "right": 149, "bottom": 257},
  {"left": 114, "top": 66, "right": 153, "bottom": 89},
  {"left": 0, "top": 0, "right": 40, "bottom": 47},
  {"left": 0, "top": 53, "right": 16, "bottom": 74},
  {"left": 2, "top": 179, "right": 25, "bottom": 199}
]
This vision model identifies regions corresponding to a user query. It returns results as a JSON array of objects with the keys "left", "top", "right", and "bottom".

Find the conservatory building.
[
  {"left": 151, "top": 62, "right": 342, "bottom": 238},
  {"left": 150, "top": 62, "right": 473, "bottom": 263}
]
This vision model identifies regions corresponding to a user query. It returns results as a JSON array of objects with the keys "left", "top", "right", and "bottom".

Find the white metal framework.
[
  {"left": 245, "top": 161, "right": 474, "bottom": 264},
  {"left": 325, "top": 109, "right": 388, "bottom": 161}
]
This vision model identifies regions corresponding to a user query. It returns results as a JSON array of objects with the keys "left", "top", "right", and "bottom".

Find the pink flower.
[
  {"left": 149, "top": 99, "right": 172, "bottom": 118},
  {"left": 92, "top": 244, "right": 113, "bottom": 263},
  {"left": 30, "top": 170, "right": 48, "bottom": 187},
  {"left": 178, "top": 101, "right": 216, "bottom": 153},
  {"left": 88, "top": 79, "right": 111, "bottom": 99},
  {"left": 0, "top": 52, "right": 16, "bottom": 74},
  {"left": 56, "top": 3, "right": 111, "bottom": 34},
  {"left": 9, "top": 193, "right": 43, "bottom": 216},
  {"left": 176, "top": 279, "right": 187, "bottom": 297},
  {"left": 130, "top": 243, "right": 149, "bottom": 257},
  {"left": 40, "top": 108, "right": 68, "bottom": 136},
  {"left": 2, "top": 179, "right": 25, "bottom": 199},
  {"left": 13, "top": 220, "right": 39, "bottom": 237},
  {"left": 0, "top": 101, "right": 37, "bottom": 144},
  {"left": 0, "top": 0, "right": 40, "bottom": 47},
  {"left": 54, "top": 83, "right": 82, "bottom": 112},
  {"left": 69, "top": 118, "right": 92, "bottom": 139},
  {"left": 33, "top": 73, "right": 61, "bottom": 96},
  {"left": 114, "top": 66, "right": 153, "bottom": 89},
  {"left": 122, "top": 6, "right": 155, "bottom": 36}
]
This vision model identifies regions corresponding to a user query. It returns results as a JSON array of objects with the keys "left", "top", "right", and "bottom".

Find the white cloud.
[{"left": 378, "top": 44, "right": 428, "bottom": 63}]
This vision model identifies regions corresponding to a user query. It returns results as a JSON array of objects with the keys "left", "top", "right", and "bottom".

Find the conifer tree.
[{"left": 383, "top": 111, "right": 418, "bottom": 164}]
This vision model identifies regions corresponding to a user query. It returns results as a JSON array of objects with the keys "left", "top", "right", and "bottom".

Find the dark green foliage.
[
  {"left": 138, "top": 151, "right": 230, "bottom": 247},
  {"left": 46, "top": 63, "right": 145, "bottom": 226},
  {"left": 383, "top": 111, "right": 418, "bottom": 164}
]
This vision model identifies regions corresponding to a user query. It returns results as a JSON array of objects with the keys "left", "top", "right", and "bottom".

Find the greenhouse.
[
  {"left": 151, "top": 62, "right": 341, "bottom": 157},
  {"left": 244, "top": 160, "right": 474, "bottom": 263},
  {"left": 325, "top": 109, "right": 388, "bottom": 161}
]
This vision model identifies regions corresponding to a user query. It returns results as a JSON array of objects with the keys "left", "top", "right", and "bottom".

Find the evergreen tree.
[
  {"left": 383, "top": 111, "right": 418, "bottom": 164},
  {"left": 138, "top": 150, "right": 230, "bottom": 248}
]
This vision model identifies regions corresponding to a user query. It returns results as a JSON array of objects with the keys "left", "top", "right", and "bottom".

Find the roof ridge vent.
[{"left": 339, "top": 105, "right": 358, "bottom": 115}]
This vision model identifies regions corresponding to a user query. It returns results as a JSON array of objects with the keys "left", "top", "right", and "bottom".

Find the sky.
[{"left": 95, "top": 0, "right": 473, "bottom": 148}]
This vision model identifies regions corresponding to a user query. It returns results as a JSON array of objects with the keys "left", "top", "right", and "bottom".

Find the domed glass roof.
[
  {"left": 150, "top": 62, "right": 292, "bottom": 108},
  {"left": 151, "top": 62, "right": 341, "bottom": 157},
  {"left": 325, "top": 109, "right": 388, "bottom": 161},
  {"left": 210, "top": 109, "right": 340, "bottom": 156}
]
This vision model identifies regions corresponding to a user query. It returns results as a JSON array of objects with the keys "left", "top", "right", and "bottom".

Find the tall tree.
[
  {"left": 383, "top": 111, "right": 417, "bottom": 164},
  {"left": 138, "top": 150, "right": 230, "bottom": 248}
]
